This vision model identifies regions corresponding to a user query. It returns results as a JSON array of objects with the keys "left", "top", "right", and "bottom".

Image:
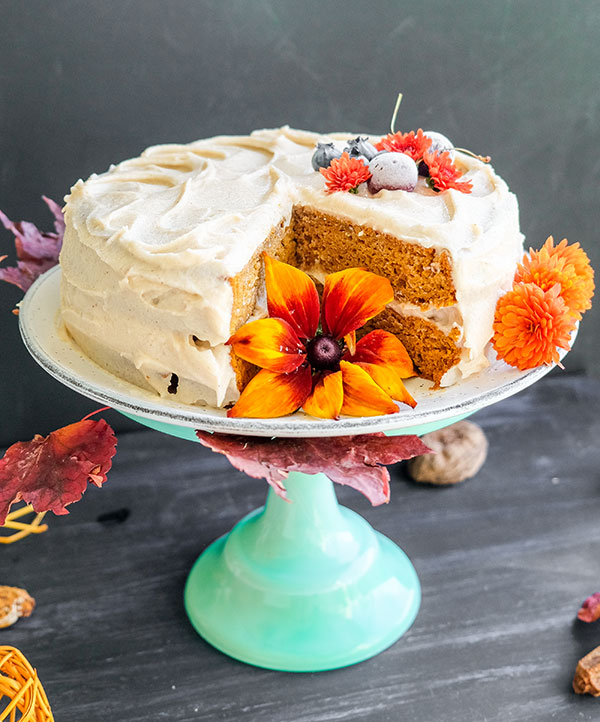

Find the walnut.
[
  {"left": 407, "top": 420, "right": 488, "bottom": 485},
  {"left": 0, "top": 586, "right": 35, "bottom": 629},
  {"left": 573, "top": 645, "right": 600, "bottom": 696}
]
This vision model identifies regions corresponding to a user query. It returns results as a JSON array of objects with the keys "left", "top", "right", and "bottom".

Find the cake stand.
[{"left": 18, "top": 267, "right": 566, "bottom": 672}]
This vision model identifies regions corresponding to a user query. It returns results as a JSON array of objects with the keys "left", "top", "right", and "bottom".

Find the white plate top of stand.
[{"left": 19, "top": 266, "right": 565, "bottom": 438}]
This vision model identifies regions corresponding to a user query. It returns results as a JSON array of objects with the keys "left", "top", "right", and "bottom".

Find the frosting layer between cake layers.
[{"left": 60, "top": 126, "right": 524, "bottom": 407}]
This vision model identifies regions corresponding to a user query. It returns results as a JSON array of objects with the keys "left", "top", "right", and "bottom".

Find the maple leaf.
[
  {"left": 195, "top": 431, "right": 431, "bottom": 505},
  {"left": 0, "top": 419, "right": 117, "bottom": 524},
  {"left": 578, "top": 593, "right": 600, "bottom": 623},
  {"left": 0, "top": 196, "right": 64, "bottom": 292}
]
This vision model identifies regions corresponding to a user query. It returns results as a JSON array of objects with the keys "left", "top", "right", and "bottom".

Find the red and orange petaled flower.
[
  {"left": 515, "top": 236, "right": 594, "bottom": 320},
  {"left": 423, "top": 150, "right": 473, "bottom": 194},
  {"left": 375, "top": 129, "right": 433, "bottom": 161},
  {"left": 227, "top": 255, "right": 416, "bottom": 419},
  {"left": 492, "top": 282, "right": 576, "bottom": 370},
  {"left": 320, "top": 152, "right": 372, "bottom": 194}
]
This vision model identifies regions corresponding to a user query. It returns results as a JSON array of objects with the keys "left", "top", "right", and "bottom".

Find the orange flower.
[
  {"left": 423, "top": 150, "right": 472, "bottom": 194},
  {"left": 375, "top": 129, "right": 432, "bottom": 161},
  {"left": 492, "top": 282, "right": 576, "bottom": 370},
  {"left": 320, "top": 152, "right": 372, "bottom": 193},
  {"left": 227, "top": 255, "right": 416, "bottom": 419},
  {"left": 515, "top": 236, "right": 594, "bottom": 320}
]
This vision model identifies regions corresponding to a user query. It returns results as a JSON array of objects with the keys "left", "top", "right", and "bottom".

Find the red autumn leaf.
[
  {"left": 0, "top": 419, "right": 117, "bottom": 524},
  {"left": 195, "top": 431, "right": 431, "bottom": 505},
  {"left": 0, "top": 196, "right": 64, "bottom": 292},
  {"left": 578, "top": 593, "right": 600, "bottom": 623}
]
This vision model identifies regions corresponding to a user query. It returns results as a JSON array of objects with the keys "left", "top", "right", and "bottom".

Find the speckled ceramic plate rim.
[{"left": 19, "top": 266, "right": 571, "bottom": 438}]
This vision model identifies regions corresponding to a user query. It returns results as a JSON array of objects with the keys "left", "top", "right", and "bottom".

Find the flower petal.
[
  {"left": 353, "top": 362, "right": 416, "bottom": 408},
  {"left": 322, "top": 268, "right": 394, "bottom": 339},
  {"left": 302, "top": 371, "right": 344, "bottom": 419},
  {"left": 228, "top": 318, "right": 305, "bottom": 373},
  {"left": 228, "top": 365, "right": 312, "bottom": 418},
  {"left": 344, "top": 330, "right": 357, "bottom": 356},
  {"left": 423, "top": 150, "right": 472, "bottom": 194},
  {"left": 339, "top": 361, "right": 398, "bottom": 417},
  {"left": 515, "top": 236, "right": 595, "bottom": 320},
  {"left": 264, "top": 254, "right": 320, "bottom": 339},
  {"left": 345, "top": 329, "right": 414, "bottom": 378}
]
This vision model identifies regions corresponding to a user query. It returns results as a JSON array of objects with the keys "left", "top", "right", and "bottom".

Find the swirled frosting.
[{"left": 60, "top": 126, "right": 524, "bottom": 406}]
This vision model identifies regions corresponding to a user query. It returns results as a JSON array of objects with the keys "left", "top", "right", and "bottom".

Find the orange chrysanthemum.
[
  {"left": 492, "top": 282, "right": 576, "bottom": 370},
  {"left": 320, "top": 152, "right": 372, "bottom": 193},
  {"left": 515, "top": 236, "right": 594, "bottom": 320},
  {"left": 227, "top": 254, "right": 416, "bottom": 419},
  {"left": 375, "top": 129, "right": 432, "bottom": 161},
  {"left": 422, "top": 150, "right": 472, "bottom": 194}
]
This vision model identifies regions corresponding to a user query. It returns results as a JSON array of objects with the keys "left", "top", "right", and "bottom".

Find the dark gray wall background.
[{"left": 1, "top": 0, "right": 598, "bottom": 446}]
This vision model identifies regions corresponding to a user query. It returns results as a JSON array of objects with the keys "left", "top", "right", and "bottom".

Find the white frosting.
[{"left": 60, "top": 126, "right": 524, "bottom": 406}]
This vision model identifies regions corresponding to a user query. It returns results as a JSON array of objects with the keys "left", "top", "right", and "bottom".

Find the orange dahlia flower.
[
  {"left": 375, "top": 129, "right": 433, "bottom": 161},
  {"left": 320, "top": 152, "right": 372, "bottom": 193},
  {"left": 423, "top": 150, "right": 473, "bottom": 194},
  {"left": 515, "top": 236, "right": 594, "bottom": 320},
  {"left": 492, "top": 282, "right": 576, "bottom": 370},
  {"left": 227, "top": 255, "right": 416, "bottom": 419}
]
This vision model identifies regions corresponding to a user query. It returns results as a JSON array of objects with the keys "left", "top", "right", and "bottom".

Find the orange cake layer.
[{"left": 293, "top": 206, "right": 456, "bottom": 309}]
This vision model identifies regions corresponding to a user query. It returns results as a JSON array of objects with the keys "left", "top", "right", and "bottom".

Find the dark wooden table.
[{"left": 2, "top": 374, "right": 600, "bottom": 721}]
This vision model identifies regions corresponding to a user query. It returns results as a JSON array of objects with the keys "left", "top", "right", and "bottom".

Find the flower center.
[{"left": 306, "top": 334, "right": 342, "bottom": 371}]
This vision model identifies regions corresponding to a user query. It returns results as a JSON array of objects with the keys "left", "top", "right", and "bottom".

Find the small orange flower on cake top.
[
  {"left": 375, "top": 129, "right": 433, "bottom": 162},
  {"left": 515, "top": 236, "right": 594, "bottom": 320},
  {"left": 320, "top": 152, "right": 372, "bottom": 194},
  {"left": 492, "top": 282, "right": 576, "bottom": 370},
  {"left": 423, "top": 150, "right": 473, "bottom": 194},
  {"left": 227, "top": 254, "right": 416, "bottom": 419}
]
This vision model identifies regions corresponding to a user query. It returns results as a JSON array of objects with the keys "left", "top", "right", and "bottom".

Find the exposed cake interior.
[{"left": 60, "top": 127, "right": 524, "bottom": 407}]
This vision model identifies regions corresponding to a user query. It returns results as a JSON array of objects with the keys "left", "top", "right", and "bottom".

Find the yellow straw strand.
[
  {"left": 0, "top": 506, "right": 48, "bottom": 545},
  {"left": 390, "top": 92, "right": 403, "bottom": 134}
]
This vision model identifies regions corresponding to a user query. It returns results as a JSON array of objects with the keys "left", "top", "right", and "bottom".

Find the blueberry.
[
  {"left": 311, "top": 142, "right": 342, "bottom": 171},
  {"left": 418, "top": 160, "right": 430, "bottom": 177},
  {"left": 367, "top": 152, "right": 418, "bottom": 193},
  {"left": 344, "top": 136, "right": 379, "bottom": 161}
]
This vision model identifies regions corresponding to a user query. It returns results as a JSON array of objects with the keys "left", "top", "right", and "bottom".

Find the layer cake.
[{"left": 60, "top": 126, "right": 524, "bottom": 408}]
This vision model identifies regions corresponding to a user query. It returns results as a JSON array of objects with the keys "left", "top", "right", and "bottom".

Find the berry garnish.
[
  {"left": 367, "top": 152, "right": 418, "bottom": 194},
  {"left": 417, "top": 161, "right": 430, "bottom": 177},
  {"left": 344, "top": 136, "right": 379, "bottom": 162},
  {"left": 423, "top": 130, "right": 454, "bottom": 155},
  {"left": 311, "top": 142, "right": 342, "bottom": 171}
]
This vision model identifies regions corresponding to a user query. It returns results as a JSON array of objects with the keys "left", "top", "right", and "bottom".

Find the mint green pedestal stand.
[
  {"left": 127, "top": 411, "right": 472, "bottom": 672},
  {"left": 185, "top": 471, "right": 419, "bottom": 672}
]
